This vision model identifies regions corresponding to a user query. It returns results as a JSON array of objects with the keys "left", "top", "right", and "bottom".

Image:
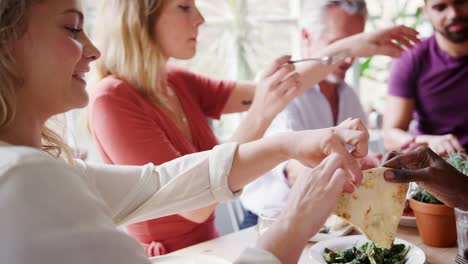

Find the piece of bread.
[{"left": 334, "top": 167, "right": 409, "bottom": 248}]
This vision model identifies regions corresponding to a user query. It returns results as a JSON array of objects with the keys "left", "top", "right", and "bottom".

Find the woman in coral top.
[
  {"left": 88, "top": 1, "right": 301, "bottom": 256},
  {"left": 88, "top": 0, "right": 420, "bottom": 256}
]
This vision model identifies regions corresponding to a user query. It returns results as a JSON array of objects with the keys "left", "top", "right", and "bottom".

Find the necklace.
[{"left": 159, "top": 86, "right": 189, "bottom": 126}]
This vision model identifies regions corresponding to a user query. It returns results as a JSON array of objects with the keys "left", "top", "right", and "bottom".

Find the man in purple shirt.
[{"left": 383, "top": 0, "right": 468, "bottom": 156}]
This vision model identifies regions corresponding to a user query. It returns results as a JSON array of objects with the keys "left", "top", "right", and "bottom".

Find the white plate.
[
  {"left": 309, "top": 235, "right": 426, "bottom": 264},
  {"left": 309, "top": 224, "right": 354, "bottom": 242},
  {"left": 400, "top": 215, "right": 417, "bottom": 228},
  {"left": 150, "top": 254, "right": 230, "bottom": 264}
]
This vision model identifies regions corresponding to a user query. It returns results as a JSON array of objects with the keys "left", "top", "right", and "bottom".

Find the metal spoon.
[{"left": 288, "top": 50, "right": 350, "bottom": 65}]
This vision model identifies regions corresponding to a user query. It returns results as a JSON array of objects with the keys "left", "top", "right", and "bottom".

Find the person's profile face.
[
  {"left": 153, "top": 0, "right": 205, "bottom": 60},
  {"left": 306, "top": 6, "right": 365, "bottom": 81},
  {"left": 12, "top": 0, "right": 100, "bottom": 119},
  {"left": 424, "top": 0, "right": 468, "bottom": 43}
]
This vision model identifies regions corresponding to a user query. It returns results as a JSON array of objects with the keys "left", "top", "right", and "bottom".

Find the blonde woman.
[
  {"left": 0, "top": 0, "right": 374, "bottom": 263},
  {"left": 88, "top": 0, "right": 304, "bottom": 255},
  {"left": 88, "top": 0, "right": 420, "bottom": 255}
]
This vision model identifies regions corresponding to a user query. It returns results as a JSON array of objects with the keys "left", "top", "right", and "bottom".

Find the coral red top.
[{"left": 89, "top": 66, "right": 235, "bottom": 256}]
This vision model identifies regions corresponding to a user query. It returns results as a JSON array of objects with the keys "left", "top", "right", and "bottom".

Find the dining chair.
[{"left": 226, "top": 200, "right": 245, "bottom": 232}]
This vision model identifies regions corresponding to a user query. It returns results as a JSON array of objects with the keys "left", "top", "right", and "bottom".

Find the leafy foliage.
[
  {"left": 411, "top": 151, "right": 467, "bottom": 204},
  {"left": 444, "top": 151, "right": 468, "bottom": 175},
  {"left": 359, "top": 5, "right": 425, "bottom": 80},
  {"left": 323, "top": 242, "right": 410, "bottom": 264},
  {"left": 411, "top": 188, "right": 443, "bottom": 204}
]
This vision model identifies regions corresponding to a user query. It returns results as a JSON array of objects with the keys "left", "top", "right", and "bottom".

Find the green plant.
[
  {"left": 444, "top": 151, "right": 468, "bottom": 175},
  {"left": 358, "top": 1, "right": 427, "bottom": 111},
  {"left": 411, "top": 151, "right": 468, "bottom": 204},
  {"left": 359, "top": 6, "right": 425, "bottom": 81},
  {"left": 411, "top": 188, "right": 443, "bottom": 204}
]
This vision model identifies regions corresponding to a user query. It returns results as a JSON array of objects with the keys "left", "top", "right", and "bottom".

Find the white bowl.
[{"left": 309, "top": 235, "right": 426, "bottom": 264}]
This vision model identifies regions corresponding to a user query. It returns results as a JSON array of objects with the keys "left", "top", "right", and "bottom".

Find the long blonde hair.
[
  {"left": 91, "top": 0, "right": 168, "bottom": 104},
  {"left": 0, "top": 0, "right": 73, "bottom": 162}
]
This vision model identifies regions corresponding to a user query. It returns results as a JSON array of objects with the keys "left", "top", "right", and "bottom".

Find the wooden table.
[{"left": 160, "top": 226, "right": 458, "bottom": 263}]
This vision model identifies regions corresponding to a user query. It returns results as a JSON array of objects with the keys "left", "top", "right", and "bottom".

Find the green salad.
[{"left": 323, "top": 242, "right": 410, "bottom": 264}]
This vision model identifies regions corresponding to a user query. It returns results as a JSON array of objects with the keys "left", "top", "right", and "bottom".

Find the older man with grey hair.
[
  {"left": 299, "top": 0, "right": 367, "bottom": 87},
  {"left": 239, "top": 0, "right": 382, "bottom": 229}
]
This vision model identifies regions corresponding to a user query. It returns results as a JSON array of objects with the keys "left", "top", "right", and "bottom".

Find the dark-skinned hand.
[{"left": 382, "top": 146, "right": 468, "bottom": 211}]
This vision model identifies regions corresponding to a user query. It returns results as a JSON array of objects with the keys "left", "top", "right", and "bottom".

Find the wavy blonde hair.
[
  {"left": 90, "top": 0, "right": 168, "bottom": 105},
  {"left": 0, "top": 0, "right": 73, "bottom": 162}
]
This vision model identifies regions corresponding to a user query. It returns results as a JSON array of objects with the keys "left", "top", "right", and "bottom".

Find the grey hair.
[{"left": 299, "top": 0, "right": 368, "bottom": 40}]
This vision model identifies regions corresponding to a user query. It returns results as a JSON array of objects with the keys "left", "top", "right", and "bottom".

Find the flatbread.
[{"left": 333, "top": 167, "right": 409, "bottom": 248}]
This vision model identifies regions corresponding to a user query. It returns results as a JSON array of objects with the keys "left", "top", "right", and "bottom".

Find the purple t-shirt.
[{"left": 388, "top": 35, "right": 468, "bottom": 149}]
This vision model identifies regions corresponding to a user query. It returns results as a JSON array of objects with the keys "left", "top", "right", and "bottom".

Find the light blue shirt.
[{"left": 240, "top": 82, "right": 365, "bottom": 214}]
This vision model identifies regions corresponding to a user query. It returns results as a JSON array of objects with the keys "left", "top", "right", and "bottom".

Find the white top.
[
  {"left": 240, "top": 82, "right": 365, "bottom": 214},
  {"left": 0, "top": 142, "right": 280, "bottom": 264}
]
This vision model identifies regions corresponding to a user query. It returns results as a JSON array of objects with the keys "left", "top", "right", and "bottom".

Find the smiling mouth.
[
  {"left": 72, "top": 72, "right": 86, "bottom": 84},
  {"left": 73, "top": 72, "right": 84, "bottom": 78}
]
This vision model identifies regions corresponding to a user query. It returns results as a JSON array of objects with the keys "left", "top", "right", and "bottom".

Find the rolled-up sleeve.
[
  {"left": 76, "top": 143, "right": 240, "bottom": 226},
  {"left": 209, "top": 142, "right": 240, "bottom": 201}
]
